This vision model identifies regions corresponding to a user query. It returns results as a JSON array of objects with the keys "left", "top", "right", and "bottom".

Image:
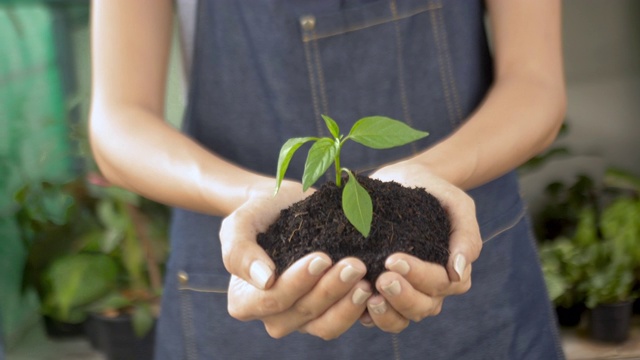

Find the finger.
[
  {"left": 366, "top": 294, "right": 409, "bottom": 334},
  {"left": 298, "top": 280, "right": 372, "bottom": 340},
  {"left": 431, "top": 186, "right": 482, "bottom": 282},
  {"left": 227, "top": 252, "right": 332, "bottom": 321},
  {"left": 385, "top": 253, "right": 473, "bottom": 296},
  {"left": 261, "top": 258, "right": 367, "bottom": 338},
  {"left": 385, "top": 254, "right": 449, "bottom": 295},
  {"left": 374, "top": 166, "right": 482, "bottom": 283},
  {"left": 375, "top": 271, "right": 443, "bottom": 322}
]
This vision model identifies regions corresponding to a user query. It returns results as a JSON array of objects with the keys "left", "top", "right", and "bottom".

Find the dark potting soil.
[{"left": 258, "top": 176, "right": 451, "bottom": 285}]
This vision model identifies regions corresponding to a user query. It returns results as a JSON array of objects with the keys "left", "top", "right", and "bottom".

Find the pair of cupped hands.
[{"left": 219, "top": 161, "right": 482, "bottom": 340}]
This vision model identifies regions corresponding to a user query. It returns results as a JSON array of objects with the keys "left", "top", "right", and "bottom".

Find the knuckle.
[
  {"left": 410, "top": 313, "right": 425, "bottom": 322},
  {"left": 257, "top": 293, "right": 285, "bottom": 314},
  {"left": 409, "top": 303, "right": 435, "bottom": 322},
  {"left": 227, "top": 302, "right": 251, "bottom": 322},
  {"left": 432, "top": 303, "right": 443, "bottom": 316},
  {"left": 313, "top": 328, "right": 339, "bottom": 341},
  {"left": 265, "top": 324, "right": 289, "bottom": 339},
  {"left": 459, "top": 278, "right": 472, "bottom": 293},
  {"left": 387, "top": 319, "right": 410, "bottom": 334},
  {"left": 434, "top": 280, "right": 451, "bottom": 294},
  {"left": 293, "top": 302, "right": 316, "bottom": 321},
  {"left": 465, "top": 196, "right": 476, "bottom": 210}
]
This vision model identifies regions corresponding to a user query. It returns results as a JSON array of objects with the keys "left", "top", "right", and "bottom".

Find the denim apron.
[{"left": 156, "top": 1, "right": 565, "bottom": 359}]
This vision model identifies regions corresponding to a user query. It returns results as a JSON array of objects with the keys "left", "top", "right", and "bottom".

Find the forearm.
[
  {"left": 90, "top": 103, "right": 273, "bottom": 216},
  {"left": 415, "top": 73, "right": 566, "bottom": 190},
  {"left": 410, "top": 0, "right": 565, "bottom": 190}
]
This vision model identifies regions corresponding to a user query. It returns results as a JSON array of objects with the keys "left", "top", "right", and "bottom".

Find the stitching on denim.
[
  {"left": 435, "top": 7, "right": 463, "bottom": 123},
  {"left": 391, "top": 334, "right": 401, "bottom": 360},
  {"left": 179, "top": 285, "right": 228, "bottom": 294},
  {"left": 179, "top": 290, "right": 198, "bottom": 360},
  {"left": 302, "top": 3, "right": 441, "bottom": 42},
  {"left": 302, "top": 39, "right": 324, "bottom": 137},
  {"left": 390, "top": 0, "right": 416, "bottom": 154},
  {"left": 482, "top": 207, "right": 526, "bottom": 244},
  {"left": 311, "top": 32, "right": 329, "bottom": 117},
  {"left": 429, "top": 6, "right": 456, "bottom": 129}
]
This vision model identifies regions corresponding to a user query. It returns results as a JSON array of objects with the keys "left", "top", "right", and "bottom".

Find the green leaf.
[
  {"left": 573, "top": 208, "right": 598, "bottom": 247},
  {"left": 45, "top": 254, "right": 118, "bottom": 321},
  {"left": 87, "top": 292, "right": 132, "bottom": 313},
  {"left": 321, "top": 114, "right": 340, "bottom": 139},
  {"left": 342, "top": 171, "right": 373, "bottom": 237},
  {"left": 275, "top": 137, "right": 316, "bottom": 194},
  {"left": 40, "top": 191, "right": 74, "bottom": 226},
  {"left": 604, "top": 167, "right": 640, "bottom": 192},
  {"left": 302, "top": 138, "right": 338, "bottom": 191},
  {"left": 348, "top": 116, "right": 428, "bottom": 149},
  {"left": 132, "top": 303, "right": 155, "bottom": 338}
]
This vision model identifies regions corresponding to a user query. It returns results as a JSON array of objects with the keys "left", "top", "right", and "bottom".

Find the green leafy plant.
[
  {"left": 537, "top": 168, "right": 640, "bottom": 309},
  {"left": 275, "top": 115, "right": 428, "bottom": 237},
  {"left": 82, "top": 181, "right": 168, "bottom": 337},
  {"left": 30, "top": 174, "right": 169, "bottom": 337}
]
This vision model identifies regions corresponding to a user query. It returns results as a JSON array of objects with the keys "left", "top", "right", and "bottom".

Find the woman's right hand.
[{"left": 219, "top": 181, "right": 373, "bottom": 340}]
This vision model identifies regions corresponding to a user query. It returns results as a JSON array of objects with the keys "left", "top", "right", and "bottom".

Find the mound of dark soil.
[{"left": 257, "top": 176, "right": 451, "bottom": 285}]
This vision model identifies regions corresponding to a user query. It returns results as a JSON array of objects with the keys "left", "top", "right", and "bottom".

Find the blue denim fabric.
[{"left": 155, "top": 1, "right": 565, "bottom": 359}]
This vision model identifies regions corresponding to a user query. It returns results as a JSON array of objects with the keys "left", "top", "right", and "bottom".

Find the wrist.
[{"left": 411, "top": 143, "right": 476, "bottom": 190}]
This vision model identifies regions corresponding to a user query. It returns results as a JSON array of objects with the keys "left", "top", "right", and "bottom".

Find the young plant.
[{"left": 274, "top": 115, "right": 428, "bottom": 237}]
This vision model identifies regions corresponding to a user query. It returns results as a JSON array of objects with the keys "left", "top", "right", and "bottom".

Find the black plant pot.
[
  {"left": 88, "top": 312, "right": 155, "bottom": 360},
  {"left": 633, "top": 297, "right": 640, "bottom": 315},
  {"left": 589, "top": 301, "right": 633, "bottom": 343},
  {"left": 555, "top": 304, "right": 585, "bottom": 327},
  {"left": 43, "top": 315, "right": 85, "bottom": 339},
  {"left": 83, "top": 314, "right": 103, "bottom": 351}
]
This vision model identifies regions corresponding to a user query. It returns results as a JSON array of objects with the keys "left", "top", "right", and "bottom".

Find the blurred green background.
[
  {"left": 0, "top": 1, "right": 184, "bottom": 350},
  {"left": 1, "top": 0, "right": 640, "bottom": 356}
]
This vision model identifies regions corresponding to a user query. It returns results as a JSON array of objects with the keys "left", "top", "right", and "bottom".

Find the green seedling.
[{"left": 274, "top": 115, "right": 428, "bottom": 237}]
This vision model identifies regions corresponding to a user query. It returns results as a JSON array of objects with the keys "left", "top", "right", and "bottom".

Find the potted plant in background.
[
  {"left": 537, "top": 168, "right": 640, "bottom": 342},
  {"left": 82, "top": 176, "right": 168, "bottom": 360},
  {"left": 13, "top": 175, "right": 100, "bottom": 338},
  {"left": 38, "top": 173, "right": 169, "bottom": 360},
  {"left": 581, "top": 169, "right": 640, "bottom": 343},
  {"left": 536, "top": 174, "right": 601, "bottom": 327},
  {"left": 539, "top": 236, "right": 588, "bottom": 327}
]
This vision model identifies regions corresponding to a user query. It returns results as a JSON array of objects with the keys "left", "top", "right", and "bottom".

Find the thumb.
[
  {"left": 219, "top": 199, "right": 279, "bottom": 290},
  {"left": 442, "top": 193, "right": 482, "bottom": 282}
]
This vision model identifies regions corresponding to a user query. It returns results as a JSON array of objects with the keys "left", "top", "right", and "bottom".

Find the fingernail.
[
  {"left": 352, "top": 288, "right": 372, "bottom": 305},
  {"left": 387, "top": 259, "right": 410, "bottom": 275},
  {"left": 382, "top": 280, "right": 401, "bottom": 296},
  {"left": 308, "top": 257, "right": 331, "bottom": 276},
  {"left": 250, "top": 260, "right": 273, "bottom": 290},
  {"left": 340, "top": 265, "right": 362, "bottom": 283},
  {"left": 454, "top": 254, "right": 467, "bottom": 280},
  {"left": 368, "top": 301, "right": 387, "bottom": 315}
]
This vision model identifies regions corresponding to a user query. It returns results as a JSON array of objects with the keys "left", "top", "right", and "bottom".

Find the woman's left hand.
[{"left": 362, "top": 160, "right": 482, "bottom": 332}]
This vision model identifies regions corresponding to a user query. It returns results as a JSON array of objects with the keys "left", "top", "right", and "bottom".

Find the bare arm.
[
  {"left": 368, "top": 0, "right": 565, "bottom": 332},
  {"left": 416, "top": 0, "right": 566, "bottom": 189},
  {"left": 90, "top": 0, "right": 372, "bottom": 340},
  {"left": 90, "top": 0, "right": 273, "bottom": 216}
]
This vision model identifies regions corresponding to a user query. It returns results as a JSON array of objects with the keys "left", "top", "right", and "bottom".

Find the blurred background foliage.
[{"left": 0, "top": 1, "right": 182, "bottom": 350}]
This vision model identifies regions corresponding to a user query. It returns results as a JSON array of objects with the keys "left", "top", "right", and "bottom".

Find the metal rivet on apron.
[
  {"left": 177, "top": 270, "right": 189, "bottom": 285},
  {"left": 300, "top": 15, "right": 316, "bottom": 31}
]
